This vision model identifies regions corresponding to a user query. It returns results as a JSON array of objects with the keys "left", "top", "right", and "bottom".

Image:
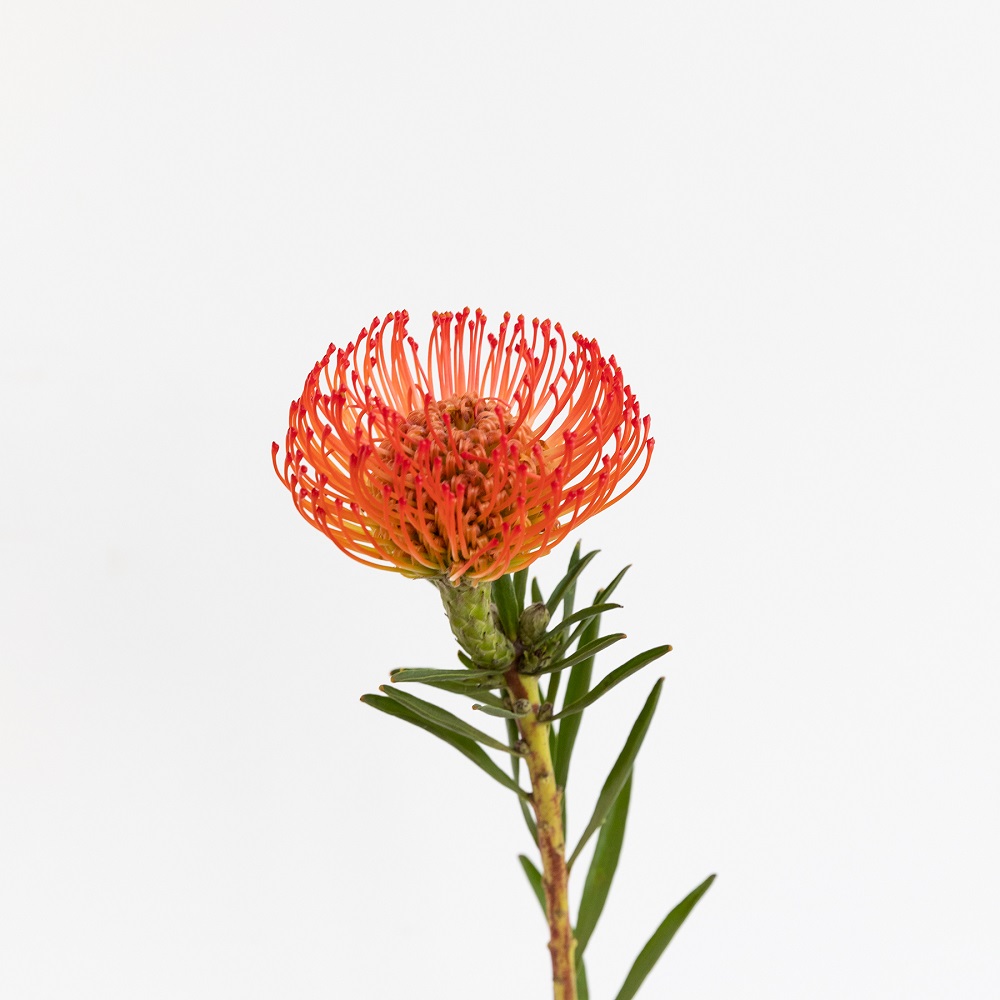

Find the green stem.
[
  {"left": 434, "top": 579, "right": 576, "bottom": 1000},
  {"left": 506, "top": 668, "right": 578, "bottom": 1000}
]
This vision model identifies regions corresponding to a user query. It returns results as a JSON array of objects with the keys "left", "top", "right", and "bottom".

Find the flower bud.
[{"left": 518, "top": 602, "right": 550, "bottom": 645}]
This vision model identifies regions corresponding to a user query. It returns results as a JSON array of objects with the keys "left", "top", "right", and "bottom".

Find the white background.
[{"left": 2, "top": 2, "right": 998, "bottom": 998}]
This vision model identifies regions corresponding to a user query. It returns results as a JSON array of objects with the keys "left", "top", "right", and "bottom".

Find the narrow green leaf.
[
  {"left": 391, "top": 667, "right": 501, "bottom": 685},
  {"left": 545, "top": 541, "right": 580, "bottom": 706},
  {"left": 423, "top": 681, "right": 506, "bottom": 708},
  {"left": 361, "top": 695, "right": 529, "bottom": 799},
  {"left": 492, "top": 574, "right": 519, "bottom": 639},
  {"left": 518, "top": 855, "right": 546, "bottom": 916},
  {"left": 552, "top": 613, "right": 602, "bottom": 800},
  {"left": 531, "top": 577, "right": 544, "bottom": 605},
  {"left": 537, "top": 633, "right": 627, "bottom": 676},
  {"left": 379, "top": 686, "right": 520, "bottom": 756},
  {"left": 612, "top": 874, "right": 716, "bottom": 1000},
  {"left": 562, "top": 541, "right": 584, "bottom": 619},
  {"left": 570, "top": 538, "right": 583, "bottom": 562},
  {"left": 578, "top": 957, "right": 590, "bottom": 1000},
  {"left": 546, "top": 603, "right": 622, "bottom": 638},
  {"left": 457, "top": 650, "right": 475, "bottom": 668},
  {"left": 554, "top": 566, "right": 631, "bottom": 836},
  {"left": 545, "top": 603, "right": 623, "bottom": 665},
  {"left": 507, "top": 719, "right": 538, "bottom": 844},
  {"left": 544, "top": 666, "right": 563, "bottom": 709},
  {"left": 576, "top": 773, "right": 632, "bottom": 960},
  {"left": 513, "top": 567, "right": 529, "bottom": 614},
  {"left": 472, "top": 701, "right": 527, "bottom": 720},
  {"left": 596, "top": 564, "right": 631, "bottom": 604},
  {"left": 547, "top": 567, "right": 632, "bottom": 663},
  {"left": 550, "top": 646, "right": 672, "bottom": 722},
  {"left": 546, "top": 548, "right": 599, "bottom": 614},
  {"left": 568, "top": 678, "right": 664, "bottom": 869}
]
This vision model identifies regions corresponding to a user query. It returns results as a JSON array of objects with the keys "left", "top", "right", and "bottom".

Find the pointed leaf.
[
  {"left": 596, "top": 564, "right": 631, "bottom": 604},
  {"left": 360, "top": 695, "right": 529, "bottom": 799},
  {"left": 554, "top": 565, "right": 631, "bottom": 833},
  {"left": 518, "top": 854, "right": 546, "bottom": 916},
  {"left": 568, "top": 678, "right": 664, "bottom": 869},
  {"left": 492, "top": 574, "right": 519, "bottom": 639},
  {"left": 513, "top": 567, "right": 529, "bottom": 614},
  {"left": 551, "top": 646, "right": 672, "bottom": 722},
  {"left": 576, "top": 773, "right": 632, "bottom": 960},
  {"left": 544, "top": 665, "right": 563, "bottom": 709},
  {"left": 546, "top": 548, "right": 599, "bottom": 614},
  {"left": 549, "top": 541, "right": 584, "bottom": 615},
  {"left": 531, "top": 577, "right": 544, "bottom": 605},
  {"left": 552, "top": 612, "right": 602, "bottom": 798},
  {"left": 391, "top": 667, "right": 501, "bottom": 686},
  {"left": 612, "top": 874, "right": 716, "bottom": 1000},
  {"left": 537, "top": 633, "right": 626, "bottom": 675},
  {"left": 548, "top": 604, "right": 623, "bottom": 664},
  {"left": 472, "top": 701, "right": 528, "bottom": 720},
  {"left": 379, "top": 686, "right": 520, "bottom": 756},
  {"left": 549, "top": 592, "right": 628, "bottom": 659},
  {"left": 562, "top": 541, "right": 584, "bottom": 619},
  {"left": 424, "top": 681, "right": 506, "bottom": 708},
  {"left": 578, "top": 959, "right": 590, "bottom": 1000},
  {"left": 546, "top": 603, "right": 622, "bottom": 638}
]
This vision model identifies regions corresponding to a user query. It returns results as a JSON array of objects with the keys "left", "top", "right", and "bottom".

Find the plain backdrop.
[{"left": 1, "top": 2, "right": 998, "bottom": 998}]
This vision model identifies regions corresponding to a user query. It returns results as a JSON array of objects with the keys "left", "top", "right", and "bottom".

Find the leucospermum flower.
[{"left": 273, "top": 308, "right": 653, "bottom": 584}]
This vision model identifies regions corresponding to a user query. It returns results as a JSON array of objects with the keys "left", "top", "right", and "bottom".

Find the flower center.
[{"left": 374, "top": 393, "right": 539, "bottom": 575}]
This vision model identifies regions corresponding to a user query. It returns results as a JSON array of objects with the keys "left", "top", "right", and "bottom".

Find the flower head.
[{"left": 273, "top": 308, "right": 653, "bottom": 583}]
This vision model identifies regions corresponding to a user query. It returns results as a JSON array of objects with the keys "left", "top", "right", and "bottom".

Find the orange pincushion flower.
[{"left": 273, "top": 308, "right": 653, "bottom": 583}]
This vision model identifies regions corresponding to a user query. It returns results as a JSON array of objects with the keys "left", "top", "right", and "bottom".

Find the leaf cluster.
[{"left": 360, "top": 542, "right": 713, "bottom": 997}]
